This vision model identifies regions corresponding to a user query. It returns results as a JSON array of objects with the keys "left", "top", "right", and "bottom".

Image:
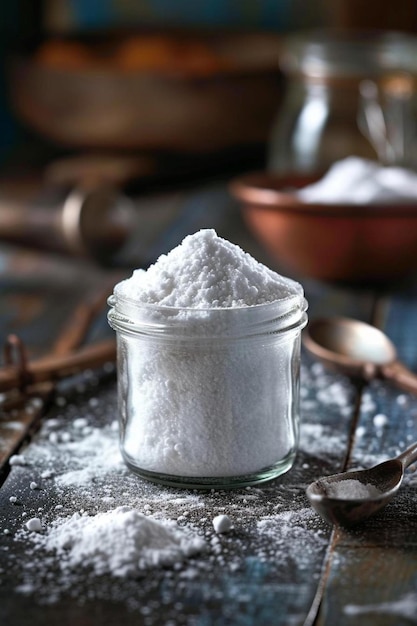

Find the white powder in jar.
[
  {"left": 116, "top": 228, "right": 302, "bottom": 307},
  {"left": 111, "top": 229, "right": 306, "bottom": 480}
]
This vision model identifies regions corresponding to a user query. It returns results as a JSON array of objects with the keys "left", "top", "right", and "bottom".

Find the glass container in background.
[{"left": 268, "top": 30, "right": 417, "bottom": 174}]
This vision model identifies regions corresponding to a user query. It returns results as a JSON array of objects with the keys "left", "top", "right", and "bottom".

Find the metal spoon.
[
  {"left": 303, "top": 316, "right": 417, "bottom": 394},
  {"left": 306, "top": 441, "right": 417, "bottom": 526}
]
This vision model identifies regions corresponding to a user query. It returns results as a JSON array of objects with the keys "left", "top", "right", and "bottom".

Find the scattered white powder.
[
  {"left": 53, "top": 425, "right": 124, "bottom": 487},
  {"left": 1, "top": 421, "right": 24, "bottom": 431},
  {"left": 320, "top": 478, "right": 382, "bottom": 500},
  {"left": 115, "top": 228, "right": 302, "bottom": 307},
  {"left": 355, "top": 426, "right": 366, "bottom": 439},
  {"left": 9, "top": 454, "right": 28, "bottom": 466},
  {"left": 26, "top": 518, "right": 42, "bottom": 533},
  {"left": 24, "top": 506, "right": 206, "bottom": 577},
  {"left": 296, "top": 157, "right": 417, "bottom": 204},
  {"left": 0, "top": 363, "right": 353, "bottom": 615},
  {"left": 361, "top": 391, "right": 377, "bottom": 414},
  {"left": 256, "top": 508, "right": 328, "bottom": 570},
  {"left": 373, "top": 413, "right": 389, "bottom": 429},
  {"left": 0, "top": 366, "right": 341, "bottom": 622},
  {"left": 212, "top": 514, "right": 233, "bottom": 534},
  {"left": 110, "top": 229, "right": 306, "bottom": 478},
  {"left": 300, "top": 423, "right": 347, "bottom": 460},
  {"left": 344, "top": 593, "right": 417, "bottom": 619},
  {"left": 397, "top": 394, "right": 409, "bottom": 407}
]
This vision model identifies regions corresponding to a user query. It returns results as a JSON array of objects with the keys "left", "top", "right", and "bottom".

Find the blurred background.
[
  {"left": 2, "top": 0, "right": 417, "bottom": 168},
  {"left": 2, "top": 0, "right": 417, "bottom": 358}
]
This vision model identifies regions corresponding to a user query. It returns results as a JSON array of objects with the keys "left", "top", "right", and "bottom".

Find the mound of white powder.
[
  {"left": 115, "top": 228, "right": 302, "bottom": 307},
  {"left": 296, "top": 157, "right": 417, "bottom": 204},
  {"left": 25, "top": 506, "right": 206, "bottom": 577},
  {"left": 110, "top": 229, "right": 306, "bottom": 480},
  {"left": 320, "top": 478, "right": 382, "bottom": 500}
]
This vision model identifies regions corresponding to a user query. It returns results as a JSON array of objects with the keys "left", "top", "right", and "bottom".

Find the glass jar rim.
[
  {"left": 107, "top": 291, "right": 308, "bottom": 339},
  {"left": 280, "top": 29, "right": 417, "bottom": 79}
]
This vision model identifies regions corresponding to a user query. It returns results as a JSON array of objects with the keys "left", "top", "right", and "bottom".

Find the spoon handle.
[
  {"left": 396, "top": 441, "right": 417, "bottom": 468},
  {"left": 380, "top": 360, "right": 417, "bottom": 395}
]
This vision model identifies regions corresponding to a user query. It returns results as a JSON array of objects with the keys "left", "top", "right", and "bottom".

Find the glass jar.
[
  {"left": 108, "top": 291, "right": 308, "bottom": 489},
  {"left": 269, "top": 30, "right": 417, "bottom": 174}
]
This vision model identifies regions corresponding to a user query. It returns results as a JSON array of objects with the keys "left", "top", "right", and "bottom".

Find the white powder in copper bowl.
[
  {"left": 109, "top": 229, "right": 307, "bottom": 483},
  {"left": 296, "top": 157, "right": 417, "bottom": 205}
]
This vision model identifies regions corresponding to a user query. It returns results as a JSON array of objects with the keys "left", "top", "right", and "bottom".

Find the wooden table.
[{"left": 1, "top": 182, "right": 417, "bottom": 626}]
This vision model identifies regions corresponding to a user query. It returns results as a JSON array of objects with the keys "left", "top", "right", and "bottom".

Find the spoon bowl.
[
  {"left": 306, "top": 442, "right": 417, "bottom": 526},
  {"left": 303, "top": 316, "right": 417, "bottom": 394}
]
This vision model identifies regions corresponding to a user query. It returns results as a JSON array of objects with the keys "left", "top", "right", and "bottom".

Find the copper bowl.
[{"left": 230, "top": 172, "right": 417, "bottom": 286}]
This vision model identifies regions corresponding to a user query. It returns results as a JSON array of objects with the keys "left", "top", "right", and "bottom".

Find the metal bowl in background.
[
  {"left": 230, "top": 172, "right": 417, "bottom": 286},
  {"left": 9, "top": 30, "right": 283, "bottom": 154}
]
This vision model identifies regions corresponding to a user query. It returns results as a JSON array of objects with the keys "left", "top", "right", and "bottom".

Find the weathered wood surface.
[
  {"left": 0, "top": 187, "right": 416, "bottom": 626},
  {"left": 0, "top": 362, "right": 353, "bottom": 626},
  {"left": 0, "top": 246, "right": 119, "bottom": 469},
  {"left": 316, "top": 288, "right": 417, "bottom": 626}
]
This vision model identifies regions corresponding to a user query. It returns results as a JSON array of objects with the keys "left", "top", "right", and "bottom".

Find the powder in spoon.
[
  {"left": 321, "top": 478, "right": 382, "bottom": 500},
  {"left": 110, "top": 229, "right": 306, "bottom": 481}
]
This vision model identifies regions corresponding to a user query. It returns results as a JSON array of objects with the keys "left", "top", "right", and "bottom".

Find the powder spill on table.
[
  {"left": 0, "top": 364, "right": 330, "bottom": 621},
  {"left": 2, "top": 352, "right": 417, "bottom": 624}
]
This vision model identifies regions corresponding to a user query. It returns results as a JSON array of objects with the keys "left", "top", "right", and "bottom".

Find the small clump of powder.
[
  {"left": 111, "top": 229, "right": 306, "bottom": 478},
  {"left": 23, "top": 506, "right": 206, "bottom": 577},
  {"left": 321, "top": 478, "right": 382, "bottom": 500},
  {"left": 26, "top": 518, "right": 43, "bottom": 533},
  {"left": 212, "top": 514, "right": 233, "bottom": 534},
  {"left": 115, "top": 228, "right": 302, "bottom": 308}
]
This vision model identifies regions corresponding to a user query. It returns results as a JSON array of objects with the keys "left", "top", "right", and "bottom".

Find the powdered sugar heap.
[
  {"left": 22, "top": 506, "right": 206, "bottom": 577},
  {"left": 115, "top": 229, "right": 302, "bottom": 308}
]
